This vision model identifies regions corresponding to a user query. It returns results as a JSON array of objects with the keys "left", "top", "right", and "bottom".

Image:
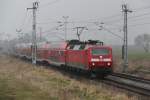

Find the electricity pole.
[
  {"left": 27, "top": 2, "right": 39, "bottom": 64},
  {"left": 122, "top": 4, "right": 132, "bottom": 72},
  {"left": 63, "top": 16, "right": 69, "bottom": 41},
  {"left": 39, "top": 27, "right": 42, "bottom": 41}
]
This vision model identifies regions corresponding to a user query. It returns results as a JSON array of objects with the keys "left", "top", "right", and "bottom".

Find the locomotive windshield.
[{"left": 92, "top": 48, "right": 110, "bottom": 55}]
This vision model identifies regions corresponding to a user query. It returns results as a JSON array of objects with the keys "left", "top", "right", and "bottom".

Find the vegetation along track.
[
  {"left": 17, "top": 56, "right": 150, "bottom": 97},
  {"left": 103, "top": 73, "right": 150, "bottom": 97},
  {"left": 41, "top": 60, "right": 150, "bottom": 97}
]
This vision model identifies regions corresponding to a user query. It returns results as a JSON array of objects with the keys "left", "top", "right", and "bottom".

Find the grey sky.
[{"left": 0, "top": 0, "right": 150, "bottom": 45}]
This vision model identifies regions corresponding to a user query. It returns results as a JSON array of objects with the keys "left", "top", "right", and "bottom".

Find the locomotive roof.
[
  {"left": 66, "top": 40, "right": 107, "bottom": 50},
  {"left": 67, "top": 40, "right": 104, "bottom": 45}
]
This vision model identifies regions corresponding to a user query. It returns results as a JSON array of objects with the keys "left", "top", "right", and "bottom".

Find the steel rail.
[
  {"left": 104, "top": 73, "right": 150, "bottom": 96},
  {"left": 111, "top": 72, "right": 150, "bottom": 84}
]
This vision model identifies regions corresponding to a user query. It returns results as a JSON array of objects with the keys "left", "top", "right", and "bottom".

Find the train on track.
[{"left": 14, "top": 40, "right": 113, "bottom": 77}]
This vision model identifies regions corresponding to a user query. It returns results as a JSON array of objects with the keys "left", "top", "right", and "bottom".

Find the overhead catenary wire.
[
  {"left": 86, "top": 13, "right": 121, "bottom": 22},
  {"left": 46, "top": 32, "right": 65, "bottom": 40},
  {"left": 128, "top": 22, "right": 150, "bottom": 27},
  {"left": 37, "top": 21, "right": 60, "bottom": 24},
  {"left": 97, "top": 7, "right": 150, "bottom": 25},
  {"left": 101, "top": 11, "right": 150, "bottom": 27},
  {"left": 104, "top": 5, "right": 150, "bottom": 23},
  {"left": 37, "top": 21, "right": 101, "bottom": 25},
  {"left": 19, "top": 1, "right": 150, "bottom": 45},
  {"left": 19, "top": 11, "right": 28, "bottom": 29},
  {"left": 70, "top": 13, "right": 122, "bottom": 26},
  {"left": 37, "top": 14, "right": 150, "bottom": 39},
  {"left": 105, "top": 13, "right": 150, "bottom": 29},
  {"left": 132, "top": 5, "right": 150, "bottom": 12},
  {"left": 21, "top": 14, "right": 33, "bottom": 33},
  {"left": 128, "top": 15, "right": 150, "bottom": 22},
  {"left": 93, "top": 22, "right": 123, "bottom": 40},
  {"left": 41, "top": 23, "right": 65, "bottom": 34},
  {"left": 100, "top": 26, "right": 123, "bottom": 40},
  {"left": 104, "top": 20, "right": 150, "bottom": 30},
  {"left": 39, "top": 0, "right": 61, "bottom": 8},
  {"left": 128, "top": 12, "right": 150, "bottom": 19}
]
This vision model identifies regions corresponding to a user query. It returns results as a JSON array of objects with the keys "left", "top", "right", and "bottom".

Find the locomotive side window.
[
  {"left": 69, "top": 45, "right": 74, "bottom": 49},
  {"left": 73, "top": 45, "right": 80, "bottom": 50},
  {"left": 59, "top": 51, "right": 64, "bottom": 56},
  {"left": 92, "top": 48, "right": 110, "bottom": 55},
  {"left": 79, "top": 44, "right": 86, "bottom": 50}
]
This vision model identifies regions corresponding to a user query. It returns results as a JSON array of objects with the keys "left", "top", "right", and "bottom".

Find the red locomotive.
[{"left": 14, "top": 40, "right": 113, "bottom": 77}]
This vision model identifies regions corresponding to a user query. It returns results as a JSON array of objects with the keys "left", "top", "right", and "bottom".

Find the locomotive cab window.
[{"left": 92, "top": 48, "right": 110, "bottom": 55}]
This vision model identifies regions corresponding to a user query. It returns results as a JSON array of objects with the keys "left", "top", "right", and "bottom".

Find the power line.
[
  {"left": 105, "top": 21, "right": 150, "bottom": 30},
  {"left": 103, "top": 13, "right": 150, "bottom": 29},
  {"left": 103, "top": 11, "right": 150, "bottom": 26},
  {"left": 101, "top": 14, "right": 121, "bottom": 20},
  {"left": 99, "top": 26, "right": 123, "bottom": 40},
  {"left": 42, "top": 24, "right": 65, "bottom": 34},
  {"left": 63, "top": 16, "right": 69, "bottom": 41},
  {"left": 46, "top": 32, "right": 65, "bottom": 40},
  {"left": 99, "top": 9, "right": 150, "bottom": 25},
  {"left": 93, "top": 13, "right": 121, "bottom": 22},
  {"left": 128, "top": 15, "right": 150, "bottom": 22},
  {"left": 93, "top": 22, "right": 123, "bottom": 40},
  {"left": 20, "top": 14, "right": 32, "bottom": 33},
  {"left": 37, "top": 21, "right": 60, "bottom": 24},
  {"left": 128, "top": 12, "right": 150, "bottom": 19},
  {"left": 133, "top": 5, "right": 150, "bottom": 12},
  {"left": 103, "top": 18, "right": 123, "bottom": 25},
  {"left": 129, "top": 22, "right": 150, "bottom": 27},
  {"left": 72, "top": 13, "right": 121, "bottom": 25},
  {"left": 40, "top": 0, "right": 61, "bottom": 8},
  {"left": 19, "top": 11, "right": 28, "bottom": 29},
  {"left": 37, "top": 21, "right": 98, "bottom": 25}
]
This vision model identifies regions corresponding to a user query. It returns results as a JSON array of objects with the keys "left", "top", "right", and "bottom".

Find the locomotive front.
[{"left": 88, "top": 46, "right": 113, "bottom": 75}]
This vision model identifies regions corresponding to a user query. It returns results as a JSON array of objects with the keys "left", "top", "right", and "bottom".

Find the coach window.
[
  {"left": 59, "top": 51, "right": 64, "bottom": 56},
  {"left": 60, "top": 51, "right": 64, "bottom": 56}
]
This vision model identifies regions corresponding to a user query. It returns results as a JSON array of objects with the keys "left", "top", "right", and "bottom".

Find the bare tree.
[{"left": 134, "top": 34, "right": 150, "bottom": 52}]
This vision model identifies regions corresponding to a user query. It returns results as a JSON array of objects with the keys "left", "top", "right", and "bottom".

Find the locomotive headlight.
[
  {"left": 103, "top": 58, "right": 111, "bottom": 62},
  {"left": 107, "top": 63, "right": 111, "bottom": 66},
  {"left": 92, "top": 63, "right": 95, "bottom": 66},
  {"left": 91, "top": 58, "right": 100, "bottom": 62}
]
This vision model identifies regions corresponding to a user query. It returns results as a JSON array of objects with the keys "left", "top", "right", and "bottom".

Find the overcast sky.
[{"left": 0, "top": 0, "right": 150, "bottom": 45}]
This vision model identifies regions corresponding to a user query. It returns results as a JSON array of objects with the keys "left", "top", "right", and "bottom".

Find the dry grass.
[
  {"left": 0, "top": 55, "right": 136, "bottom": 100},
  {"left": 113, "top": 52, "right": 150, "bottom": 79}
]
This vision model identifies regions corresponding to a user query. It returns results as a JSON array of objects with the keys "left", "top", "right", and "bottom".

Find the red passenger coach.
[
  {"left": 48, "top": 41, "right": 67, "bottom": 66},
  {"left": 36, "top": 42, "right": 51, "bottom": 62}
]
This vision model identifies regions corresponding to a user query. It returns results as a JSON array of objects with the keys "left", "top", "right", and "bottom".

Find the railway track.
[
  {"left": 36, "top": 60, "right": 150, "bottom": 97},
  {"left": 43, "top": 63, "right": 150, "bottom": 97},
  {"left": 103, "top": 73, "right": 150, "bottom": 97}
]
